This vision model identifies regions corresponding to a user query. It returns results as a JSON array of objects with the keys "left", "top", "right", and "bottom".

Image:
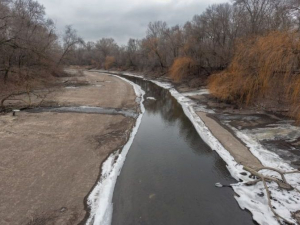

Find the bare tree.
[
  {"left": 0, "top": 0, "right": 61, "bottom": 110},
  {"left": 57, "top": 25, "right": 83, "bottom": 66}
]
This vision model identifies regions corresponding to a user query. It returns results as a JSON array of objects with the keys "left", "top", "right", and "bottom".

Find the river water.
[{"left": 111, "top": 77, "right": 255, "bottom": 225}]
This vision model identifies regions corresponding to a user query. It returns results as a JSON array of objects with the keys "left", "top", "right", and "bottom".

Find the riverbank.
[{"left": 0, "top": 70, "right": 138, "bottom": 224}]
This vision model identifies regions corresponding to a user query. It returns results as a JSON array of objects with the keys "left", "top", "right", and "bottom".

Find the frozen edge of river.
[
  {"left": 112, "top": 71, "right": 300, "bottom": 225},
  {"left": 85, "top": 76, "right": 145, "bottom": 225}
]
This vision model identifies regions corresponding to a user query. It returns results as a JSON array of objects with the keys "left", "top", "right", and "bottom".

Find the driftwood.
[{"left": 243, "top": 166, "right": 300, "bottom": 224}]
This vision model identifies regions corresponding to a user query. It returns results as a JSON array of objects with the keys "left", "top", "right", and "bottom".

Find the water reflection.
[
  {"left": 112, "top": 76, "right": 255, "bottom": 225},
  {"left": 136, "top": 79, "right": 212, "bottom": 156}
]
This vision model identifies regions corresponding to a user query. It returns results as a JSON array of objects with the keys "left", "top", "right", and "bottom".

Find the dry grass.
[
  {"left": 290, "top": 76, "right": 300, "bottom": 120},
  {"left": 169, "top": 56, "right": 196, "bottom": 82},
  {"left": 208, "top": 31, "right": 300, "bottom": 121},
  {"left": 104, "top": 56, "right": 116, "bottom": 70}
]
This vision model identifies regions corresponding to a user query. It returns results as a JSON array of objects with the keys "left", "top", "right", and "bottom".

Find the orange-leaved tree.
[
  {"left": 208, "top": 31, "right": 300, "bottom": 120},
  {"left": 169, "top": 57, "right": 196, "bottom": 82}
]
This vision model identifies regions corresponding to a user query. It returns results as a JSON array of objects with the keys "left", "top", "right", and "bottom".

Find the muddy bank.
[
  {"left": 0, "top": 70, "right": 138, "bottom": 224},
  {"left": 196, "top": 111, "right": 262, "bottom": 170}
]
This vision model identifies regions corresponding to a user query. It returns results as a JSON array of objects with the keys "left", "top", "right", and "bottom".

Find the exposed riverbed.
[{"left": 0, "top": 71, "right": 139, "bottom": 224}]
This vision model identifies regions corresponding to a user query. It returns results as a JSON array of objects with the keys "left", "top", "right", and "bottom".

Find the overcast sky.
[{"left": 38, "top": 0, "right": 228, "bottom": 45}]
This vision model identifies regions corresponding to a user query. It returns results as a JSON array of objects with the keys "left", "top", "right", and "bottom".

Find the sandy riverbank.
[{"left": 0, "top": 70, "right": 138, "bottom": 224}]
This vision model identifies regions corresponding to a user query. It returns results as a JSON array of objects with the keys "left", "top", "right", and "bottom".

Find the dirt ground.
[
  {"left": 196, "top": 111, "right": 263, "bottom": 170},
  {"left": 0, "top": 70, "right": 137, "bottom": 224}
]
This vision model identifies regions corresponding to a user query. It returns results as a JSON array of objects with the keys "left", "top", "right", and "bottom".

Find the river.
[{"left": 111, "top": 76, "right": 255, "bottom": 225}]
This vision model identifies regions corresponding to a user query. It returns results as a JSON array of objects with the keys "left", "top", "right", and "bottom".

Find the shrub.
[
  {"left": 104, "top": 56, "right": 116, "bottom": 70},
  {"left": 169, "top": 57, "right": 195, "bottom": 82},
  {"left": 208, "top": 31, "right": 300, "bottom": 121}
]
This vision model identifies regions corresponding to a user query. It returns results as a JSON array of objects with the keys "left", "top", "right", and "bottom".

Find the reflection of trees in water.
[
  {"left": 138, "top": 80, "right": 187, "bottom": 125},
  {"left": 126, "top": 77, "right": 232, "bottom": 176},
  {"left": 130, "top": 77, "right": 210, "bottom": 154}
]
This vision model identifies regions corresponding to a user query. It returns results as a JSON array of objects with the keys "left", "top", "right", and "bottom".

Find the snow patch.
[
  {"left": 85, "top": 76, "right": 145, "bottom": 225},
  {"left": 147, "top": 97, "right": 156, "bottom": 101},
  {"left": 243, "top": 124, "right": 300, "bottom": 143}
]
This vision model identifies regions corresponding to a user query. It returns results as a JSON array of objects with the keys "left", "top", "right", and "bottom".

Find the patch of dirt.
[
  {"left": 196, "top": 111, "right": 263, "bottom": 170},
  {"left": 24, "top": 207, "right": 79, "bottom": 225}
]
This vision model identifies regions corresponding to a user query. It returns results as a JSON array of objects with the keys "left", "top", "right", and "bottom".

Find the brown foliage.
[
  {"left": 169, "top": 57, "right": 196, "bottom": 82},
  {"left": 290, "top": 76, "right": 300, "bottom": 120},
  {"left": 208, "top": 31, "right": 300, "bottom": 120},
  {"left": 104, "top": 56, "right": 116, "bottom": 70}
]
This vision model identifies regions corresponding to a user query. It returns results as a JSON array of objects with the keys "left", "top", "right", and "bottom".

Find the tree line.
[
  {"left": 68, "top": 0, "right": 300, "bottom": 120},
  {"left": 0, "top": 0, "right": 81, "bottom": 109},
  {"left": 69, "top": 0, "right": 299, "bottom": 74},
  {"left": 1, "top": 0, "right": 299, "bottom": 120}
]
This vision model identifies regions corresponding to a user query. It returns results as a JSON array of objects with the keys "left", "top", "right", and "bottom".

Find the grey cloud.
[{"left": 39, "top": 0, "right": 228, "bottom": 44}]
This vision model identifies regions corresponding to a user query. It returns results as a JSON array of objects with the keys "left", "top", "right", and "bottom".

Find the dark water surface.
[{"left": 112, "top": 77, "right": 255, "bottom": 225}]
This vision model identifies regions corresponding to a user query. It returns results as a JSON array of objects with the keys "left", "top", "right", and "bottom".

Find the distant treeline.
[
  {"left": 1, "top": 0, "right": 299, "bottom": 120},
  {"left": 68, "top": 0, "right": 300, "bottom": 120},
  {"left": 69, "top": 0, "right": 299, "bottom": 74}
]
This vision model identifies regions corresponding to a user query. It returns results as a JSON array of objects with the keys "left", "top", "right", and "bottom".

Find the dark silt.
[{"left": 111, "top": 77, "right": 256, "bottom": 225}]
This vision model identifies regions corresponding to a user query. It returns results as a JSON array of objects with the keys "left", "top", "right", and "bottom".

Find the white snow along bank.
[{"left": 85, "top": 75, "right": 145, "bottom": 225}]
